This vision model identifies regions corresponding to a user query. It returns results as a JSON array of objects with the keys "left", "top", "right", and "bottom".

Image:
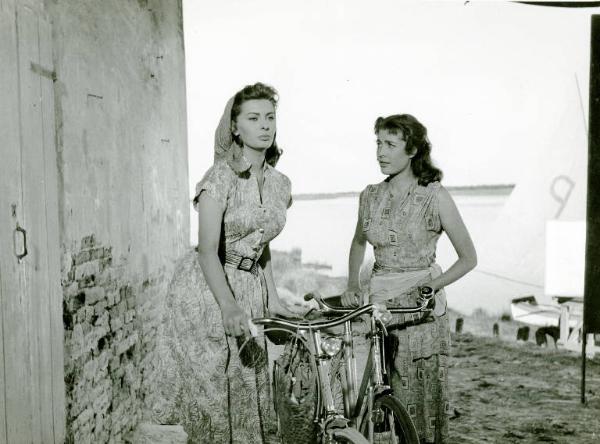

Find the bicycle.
[{"left": 247, "top": 290, "right": 435, "bottom": 444}]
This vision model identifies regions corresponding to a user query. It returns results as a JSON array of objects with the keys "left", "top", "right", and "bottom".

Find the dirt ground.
[
  {"left": 268, "top": 309, "right": 600, "bottom": 443},
  {"left": 446, "top": 313, "right": 600, "bottom": 444}
]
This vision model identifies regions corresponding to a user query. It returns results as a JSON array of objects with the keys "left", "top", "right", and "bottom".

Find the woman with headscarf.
[
  {"left": 153, "top": 82, "right": 292, "bottom": 443},
  {"left": 341, "top": 114, "right": 477, "bottom": 443}
]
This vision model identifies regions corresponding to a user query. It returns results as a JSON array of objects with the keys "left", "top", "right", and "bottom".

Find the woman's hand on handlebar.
[
  {"left": 220, "top": 302, "right": 251, "bottom": 337},
  {"left": 341, "top": 287, "right": 361, "bottom": 307},
  {"left": 270, "top": 288, "right": 318, "bottom": 318}
]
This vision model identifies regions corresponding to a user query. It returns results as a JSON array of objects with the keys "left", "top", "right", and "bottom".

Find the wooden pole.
[
  {"left": 582, "top": 332, "right": 587, "bottom": 404},
  {"left": 582, "top": 14, "right": 600, "bottom": 404}
]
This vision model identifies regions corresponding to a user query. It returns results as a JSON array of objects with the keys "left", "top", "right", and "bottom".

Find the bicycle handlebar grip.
[
  {"left": 304, "top": 292, "right": 328, "bottom": 310},
  {"left": 417, "top": 287, "right": 436, "bottom": 311},
  {"left": 248, "top": 320, "right": 259, "bottom": 337}
]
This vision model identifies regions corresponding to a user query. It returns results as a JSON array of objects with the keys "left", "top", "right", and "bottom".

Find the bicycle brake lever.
[
  {"left": 248, "top": 320, "right": 259, "bottom": 337},
  {"left": 304, "top": 292, "right": 327, "bottom": 311},
  {"left": 379, "top": 320, "right": 388, "bottom": 337},
  {"left": 373, "top": 304, "right": 393, "bottom": 324}
]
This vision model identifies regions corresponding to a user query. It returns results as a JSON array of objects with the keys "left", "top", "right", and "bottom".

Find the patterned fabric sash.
[{"left": 369, "top": 263, "right": 447, "bottom": 317}]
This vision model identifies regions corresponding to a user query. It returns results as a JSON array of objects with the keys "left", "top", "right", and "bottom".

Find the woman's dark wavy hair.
[
  {"left": 374, "top": 114, "right": 443, "bottom": 185},
  {"left": 231, "top": 82, "right": 282, "bottom": 167}
]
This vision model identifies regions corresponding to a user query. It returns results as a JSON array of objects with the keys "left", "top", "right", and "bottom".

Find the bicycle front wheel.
[
  {"left": 330, "top": 426, "right": 370, "bottom": 444},
  {"left": 358, "top": 394, "right": 419, "bottom": 444}
]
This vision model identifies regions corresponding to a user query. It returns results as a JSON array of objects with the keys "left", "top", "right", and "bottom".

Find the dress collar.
[{"left": 226, "top": 142, "right": 271, "bottom": 175}]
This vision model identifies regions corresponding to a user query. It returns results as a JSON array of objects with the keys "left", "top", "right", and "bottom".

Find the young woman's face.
[
  {"left": 376, "top": 129, "right": 414, "bottom": 176},
  {"left": 233, "top": 99, "right": 276, "bottom": 150}
]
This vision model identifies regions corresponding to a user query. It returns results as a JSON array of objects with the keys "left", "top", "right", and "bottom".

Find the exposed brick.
[
  {"left": 114, "top": 288, "right": 122, "bottom": 305},
  {"left": 112, "top": 371, "right": 124, "bottom": 387},
  {"left": 64, "top": 281, "right": 81, "bottom": 298},
  {"left": 78, "top": 274, "right": 96, "bottom": 288},
  {"left": 71, "top": 324, "right": 85, "bottom": 359},
  {"left": 124, "top": 309, "right": 135, "bottom": 324},
  {"left": 94, "top": 412, "right": 105, "bottom": 437},
  {"left": 96, "top": 269, "right": 111, "bottom": 287},
  {"left": 106, "top": 279, "right": 118, "bottom": 294},
  {"left": 116, "top": 300, "right": 127, "bottom": 315},
  {"left": 91, "top": 247, "right": 106, "bottom": 260},
  {"left": 96, "top": 350, "right": 110, "bottom": 370},
  {"left": 75, "top": 261, "right": 99, "bottom": 281},
  {"left": 81, "top": 234, "right": 96, "bottom": 249},
  {"left": 119, "top": 285, "right": 133, "bottom": 300},
  {"left": 116, "top": 332, "right": 139, "bottom": 355},
  {"left": 84, "top": 306, "right": 95, "bottom": 324},
  {"left": 110, "top": 312, "right": 124, "bottom": 332},
  {"left": 84, "top": 287, "right": 105, "bottom": 305},
  {"left": 74, "top": 307, "right": 86, "bottom": 325},
  {"left": 109, "top": 356, "right": 120, "bottom": 372},
  {"left": 126, "top": 295, "right": 136, "bottom": 310},
  {"left": 94, "top": 302, "right": 108, "bottom": 318},
  {"left": 106, "top": 290, "right": 117, "bottom": 307},
  {"left": 76, "top": 408, "right": 94, "bottom": 427},
  {"left": 83, "top": 358, "right": 97, "bottom": 381},
  {"left": 64, "top": 287, "right": 85, "bottom": 313},
  {"left": 99, "top": 256, "right": 113, "bottom": 272},
  {"left": 63, "top": 242, "right": 167, "bottom": 443},
  {"left": 74, "top": 250, "right": 92, "bottom": 266}
]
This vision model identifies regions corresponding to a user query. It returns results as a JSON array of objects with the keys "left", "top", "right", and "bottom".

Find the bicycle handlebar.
[
  {"left": 252, "top": 294, "right": 433, "bottom": 333},
  {"left": 304, "top": 291, "right": 434, "bottom": 315}
]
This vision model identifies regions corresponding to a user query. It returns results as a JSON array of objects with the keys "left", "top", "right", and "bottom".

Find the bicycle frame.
[
  {"left": 342, "top": 313, "right": 391, "bottom": 432},
  {"left": 251, "top": 294, "right": 434, "bottom": 438}
]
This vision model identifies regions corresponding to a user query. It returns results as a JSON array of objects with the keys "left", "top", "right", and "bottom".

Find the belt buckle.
[{"left": 237, "top": 257, "right": 255, "bottom": 272}]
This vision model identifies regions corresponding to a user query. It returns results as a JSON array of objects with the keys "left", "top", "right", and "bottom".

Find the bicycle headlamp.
[{"left": 321, "top": 336, "right": 342, "bottom": 357}]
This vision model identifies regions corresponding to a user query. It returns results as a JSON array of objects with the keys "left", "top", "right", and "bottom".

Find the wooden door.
[{"left": 0, "top": 0, "right": 65, "bottom": 442}]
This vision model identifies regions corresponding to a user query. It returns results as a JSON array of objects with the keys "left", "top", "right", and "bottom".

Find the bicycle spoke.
[
  {"left": 388, "top": 412, "right": 397, "bottom": 444},
  {"left": 359, "top": 395, "right": 419, "bottom": 444}
]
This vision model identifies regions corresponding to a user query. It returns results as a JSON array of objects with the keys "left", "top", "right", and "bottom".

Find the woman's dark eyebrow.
[{"left": 245, "top": 111, "right": 275, "bottom": 116}]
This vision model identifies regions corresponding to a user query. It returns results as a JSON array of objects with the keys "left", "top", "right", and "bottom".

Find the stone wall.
[
  {"left": 62, "top": 235, "right": 171, "bottom": 442},
  {"left": 48, "top": 0, "right": 189, "bottom": 441}
]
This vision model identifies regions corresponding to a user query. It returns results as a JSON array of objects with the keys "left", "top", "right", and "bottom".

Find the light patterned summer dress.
[
  {"left": 360, "top": 179, "right": 451, "bottom": 444},
  {"left": 154, "top": 144, "right": 291, "bottom": 443}
]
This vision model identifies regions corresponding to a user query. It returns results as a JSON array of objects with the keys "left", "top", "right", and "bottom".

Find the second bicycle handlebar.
[{"left": 251, "top": 293, "right": 434, "bottom": 332}]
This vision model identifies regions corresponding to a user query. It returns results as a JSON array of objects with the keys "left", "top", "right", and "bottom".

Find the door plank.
[
  {"left": 38, "top": 11, "right": 66, "bottom": 443},
  {"left": 0, "top": 7, "right": 16, "bottom": 443},
  {"left": 17, "top": 3, "right": 47, "bottom": 442},
  {"left": 0, "top": 2, "right": 33, "bottom": 443},
  {"left": 17, "top": 3, "right": 58, "bottom": 442}
]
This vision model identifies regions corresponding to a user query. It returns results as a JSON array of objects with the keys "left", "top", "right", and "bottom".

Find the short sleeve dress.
[
  {"left": 153, "top": 144, "right": 292, "bottom": 443},
  {"left": 359, "top": 179, "right": 451, "bottom": 444}
]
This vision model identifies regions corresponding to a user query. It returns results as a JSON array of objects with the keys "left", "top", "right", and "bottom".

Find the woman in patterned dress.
[
  {"left": 341, "top": 114, "right": 477, "bottom": 443},
  {"left": 153, "top": 82, "right": 294, "bottom": 443}
]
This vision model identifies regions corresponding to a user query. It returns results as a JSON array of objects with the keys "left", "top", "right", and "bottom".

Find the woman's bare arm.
[
  {"left": 196, "top": 192, "right": 249, "bottom": 337},
  {"left": 342, "top": 217, "right": 367, "bottom": 306},
  {"left": 427, "top": 187, "right": 477, "bottom": 291}
]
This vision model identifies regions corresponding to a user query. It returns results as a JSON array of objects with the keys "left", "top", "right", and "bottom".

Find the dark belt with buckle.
[{"left": 224, "top": 251, "right": 259, "bottom": 276}]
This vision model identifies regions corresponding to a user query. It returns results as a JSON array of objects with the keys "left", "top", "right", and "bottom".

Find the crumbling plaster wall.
[{"left": 48, "top": 0, "right": 189, "bottom": 441}]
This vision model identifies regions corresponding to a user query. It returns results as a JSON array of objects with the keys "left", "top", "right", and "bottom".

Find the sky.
[{"left": 182, "top": 0, "right": 596, "bottom": 196}]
